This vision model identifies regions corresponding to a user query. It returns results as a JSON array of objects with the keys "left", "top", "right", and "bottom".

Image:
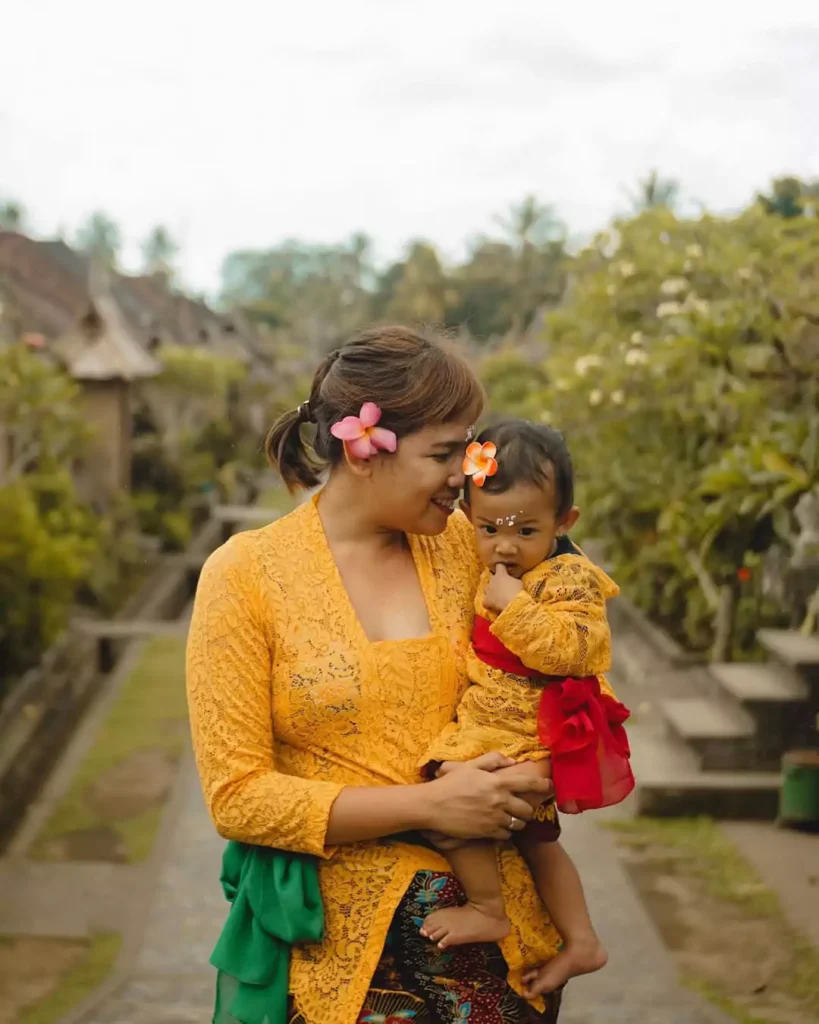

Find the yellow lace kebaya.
[{"left": 186, "top": 497, "right": 562, "bottom": 1024}]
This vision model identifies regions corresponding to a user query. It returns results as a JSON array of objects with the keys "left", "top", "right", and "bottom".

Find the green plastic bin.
[{"left": 778, "top": 749, "right": 819, "bottom": 830}]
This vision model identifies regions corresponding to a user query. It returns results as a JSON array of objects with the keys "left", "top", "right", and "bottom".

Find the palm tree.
[
  {"left": 0, "top": 199, "right": 26, "bottom": 231},
  {"left": 627, "top": 170, "right": 680, "bottom": 212},
  {"left": 497, "top": 196, "right": 566, "bottom": 335},
  {"left": 75, "top": 211, "right": 122, "bottom": 266},
  {"left": 141, "top": 225, "right": 179, "bottom": 275}
]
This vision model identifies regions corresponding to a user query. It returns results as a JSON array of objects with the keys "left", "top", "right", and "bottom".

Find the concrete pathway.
[
  {"left": 559, "top": 811, "right": 721, "bottom": 1024},
  {"left": 82, "top": 757, "right": 223, "bottom": 1024},
  {"left": 77, "top": 753, "right": 723, "bottom": 1024}
]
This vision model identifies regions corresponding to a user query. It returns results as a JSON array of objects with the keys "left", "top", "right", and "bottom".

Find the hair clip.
[
  {"left": 330, "top": 403, "right": 397, "bottom": 458},
  {"left": 463, "top": 441, "right": 498, "bottom": 487}
]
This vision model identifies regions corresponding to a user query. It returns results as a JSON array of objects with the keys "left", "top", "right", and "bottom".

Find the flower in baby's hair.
[
  {"left": 463, "top": 441, "right": 498, "bottom": 487},
  {"left": 330, "top": 403, "right": 397, "bottom": 458}
]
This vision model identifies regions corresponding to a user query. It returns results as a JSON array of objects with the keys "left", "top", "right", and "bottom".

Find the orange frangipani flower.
[{"left": 463, "top": 441, "right": 498, "bottom": 487}]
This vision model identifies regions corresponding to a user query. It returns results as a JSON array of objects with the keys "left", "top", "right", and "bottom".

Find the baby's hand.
[{"left": 484, "top": 564, "right": 524, "bottom": 612}]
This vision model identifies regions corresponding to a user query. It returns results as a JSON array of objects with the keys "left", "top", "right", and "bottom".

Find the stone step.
[
  {"left": 629, "top": 724, "right": 780, "bottom": 819},
  {"left": 709, "top": 661, "right": 808, "bottom": 705},
  {"left": 757, "top": 629, "right": 819, "bottom": 672},
  {"left": 658, "top": 696, "right": 765, "bottom": 770},
  {"left": 636, "top": 769, "right": 781, "bottom": 820}
]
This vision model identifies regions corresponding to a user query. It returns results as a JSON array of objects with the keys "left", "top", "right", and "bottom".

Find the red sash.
[{"left": 472, "top": 616, "right": 635, "bottom": 813}]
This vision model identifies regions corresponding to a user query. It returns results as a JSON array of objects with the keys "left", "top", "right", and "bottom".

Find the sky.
[{"left": 3, "top": 0, "right": 819, "bottom": 295}]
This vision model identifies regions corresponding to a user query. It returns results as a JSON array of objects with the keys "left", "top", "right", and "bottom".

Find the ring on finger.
[{"left": 509, "top": 815, "right": 521, "bottom": 830}]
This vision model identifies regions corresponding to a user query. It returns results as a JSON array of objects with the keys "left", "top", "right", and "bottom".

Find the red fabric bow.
[
  {"left": 537, "top": 677, "right": 634, "bottom": 812},
  {"left": 471, "top": 616, "right": 635, "bottom": 814}
]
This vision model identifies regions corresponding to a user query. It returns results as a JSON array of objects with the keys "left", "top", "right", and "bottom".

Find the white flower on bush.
[
  {"left": 574, "top": 355, "right": 603, "bottom": 377},
  {"left": 686, "top": 244, "right": 703, "bottom": 259},
  {"left": 618, "top": 261, "right": 636, "bottom": 278},
  {"left": 660, "top": 277, "right": 687, "bottom": 296},
  {"left": 611, "top": 389, "right": 625, "bottom": 405},
  {"left": 589, "top": 389, "right": 604, "bottom": 407},
  {"left": 625, "top": 348, "right": 649, "bottom": 367},
  {"left": 630, "top": 331, "right": 644, "bottom": 346},
  {"left": 685, "top": 296, "right": 710, "bottom": 316},
  {"left": 657, "top": 301, "right": 683, "bottom": 318}
]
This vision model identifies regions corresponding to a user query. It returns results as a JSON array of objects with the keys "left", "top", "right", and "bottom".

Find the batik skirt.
[{"left": 289, "top": 870, "right": 562, "bottom": 1024}]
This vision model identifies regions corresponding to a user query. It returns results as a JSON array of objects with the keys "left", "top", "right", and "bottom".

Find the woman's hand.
[{"left": 424, "top": 754, "right": 554, "bottom": 841}]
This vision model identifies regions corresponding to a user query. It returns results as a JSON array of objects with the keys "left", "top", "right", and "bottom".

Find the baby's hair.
[{"left": 467, "top": 418, "right": 575, "bottom": 518}]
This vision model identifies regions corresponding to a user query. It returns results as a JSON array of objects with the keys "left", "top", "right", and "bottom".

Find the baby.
[{"left": 420, "top": 418, "right": 634, "bottom": 996}]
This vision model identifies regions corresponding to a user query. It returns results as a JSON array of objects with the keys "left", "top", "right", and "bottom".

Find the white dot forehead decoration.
[{"left": 495, "top": 512, "right": 523, "bottom": 527}]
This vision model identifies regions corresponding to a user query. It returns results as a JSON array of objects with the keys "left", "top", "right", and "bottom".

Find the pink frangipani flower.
[{"left": 330, "top": 402, "right": 397, "bottom": 459}]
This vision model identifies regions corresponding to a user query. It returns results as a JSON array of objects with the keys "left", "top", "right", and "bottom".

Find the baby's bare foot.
[
  {"left": 523, "top": 934, "right": 608, "bottom": 996},
  {"left": 420, "top": 901, "right": 510, "bottom": 949}
]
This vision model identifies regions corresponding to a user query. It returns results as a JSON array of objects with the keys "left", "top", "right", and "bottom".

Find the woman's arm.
[
  {"left": 187, "top": 538, "right": 548, "bottom": 852},
  {"left": 187, "top": 537, "right": 345, "bottom": 857}
]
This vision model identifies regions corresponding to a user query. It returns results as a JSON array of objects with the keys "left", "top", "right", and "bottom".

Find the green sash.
[
  {"left": 210, "top": 833, "right": 431, "bottom": 1023},
  {"left": 210, "top": 842, "right": 324, "bottom": 1024}
]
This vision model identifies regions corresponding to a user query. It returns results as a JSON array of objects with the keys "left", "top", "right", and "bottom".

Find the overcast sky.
[{"left": 3, "top": 1, "right": 818, "bottom": 295}]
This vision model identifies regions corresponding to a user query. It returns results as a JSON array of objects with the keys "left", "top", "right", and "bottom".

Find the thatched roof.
[{"left": 51, "top": 265, "right": 160, "bottom": 381}]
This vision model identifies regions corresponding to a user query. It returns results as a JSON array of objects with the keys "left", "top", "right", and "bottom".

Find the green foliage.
[
  {"left": 0, "top": 348, "right": 101, "bottom": 686},
  {"left": 73, "top": 210, "right": 121, "bottom": 266},
  {"left": 0, "top": 197, "right": 26, "bottom": 231},
  {"left": 0, "top": 345, "right": 91, "bottom": 473},
  {"left": 489, "top": 205, "right": 819, "bottom": 656},
  {"left": 757, "top": 176, "right": 819, "bottom": 219},
  {"left": 141, "top": 224, "right": 179, "bottom": 275},
  {"left": 0, "top": 473, "right": 99, "bottom": 687},
  {"left": 625, "top": 169, "right": 680, "bottom": 212},
  {"left": 220, "top": 197, "right": 568, "bottom": 346},
  {"left": 479, "top": 348, "right": 550, "bottom": 420}
]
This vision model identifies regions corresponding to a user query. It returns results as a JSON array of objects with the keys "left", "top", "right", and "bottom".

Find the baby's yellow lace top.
[
  {"left": 424, "top": 548, "right": 620, "bottom": 766},
  {"left": 186, "top": 497, "right": 562, "bottom": 1024}
]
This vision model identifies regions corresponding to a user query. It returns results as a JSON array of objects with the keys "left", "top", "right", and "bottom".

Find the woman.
[{"left": 187, "top": 326, "right": 565, "bottom": 1024}]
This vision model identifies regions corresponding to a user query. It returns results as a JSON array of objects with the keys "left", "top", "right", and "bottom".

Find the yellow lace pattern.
[
  {"left": 424, "top": 555, "right": 620, "bottom": 766},
  {"left": 186, "top": 502, "right": 562, "bottom": 1024}
]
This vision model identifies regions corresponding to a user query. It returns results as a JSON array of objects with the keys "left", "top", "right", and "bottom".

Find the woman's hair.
[
  {"left": 468, "top": 418, "right": 575, "bottom": 518},
  {"left": 266, "top": 325, "right": 485, "bottom": 492}
]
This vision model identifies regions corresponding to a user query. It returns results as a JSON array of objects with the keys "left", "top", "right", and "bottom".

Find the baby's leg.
[
  {"left": 419, "top": 841, "right": 510, "bottom": 949},
  {"left": 519, "top": 835, "right": 607, "bottom": 996}
]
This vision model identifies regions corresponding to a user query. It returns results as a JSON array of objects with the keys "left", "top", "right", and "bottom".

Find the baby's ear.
[
  {"left": 558, "top": 506, "right": 580, "bottom": 534},
  {"left": 459, "top": 499, "right": 471, "bottom": 519}
]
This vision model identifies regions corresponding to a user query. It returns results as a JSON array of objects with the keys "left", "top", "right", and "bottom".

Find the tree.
[
  {"left": 0, "top": 348, "right": 99, "bottom": 684},
  {"left": 757, "top": 176, "right": 819, "bottom": 219},
  {"left": 381, "top": 241, "right": 452, "bottom": 325},
  {"left": 626, "top": 170, "right": 680, "bottom": 212},
  {"left": 141, "top": 225, "right": 179, "bottom": 275},
  {"left": 74, "top": 211, "right": 121, "bottom": 266},
  {"left": 498, "top": 196, "right": 567, "bottom": 335},
  {"left": 220, "top": 237, "right": 374, "bottom": 351},
  {"left": 501, "top": 205, "right": 819, "bottom": 658},
  {"left": 0, "top": 198, "right": 26, "bottom": 231}
]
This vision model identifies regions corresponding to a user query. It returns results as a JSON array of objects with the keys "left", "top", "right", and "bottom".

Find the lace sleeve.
[
  {"left": 186, "top": 536, "right": 345, "bottom": 857},
  {"left": 489, "top": 559, "right": 613, "bottom": 677}
]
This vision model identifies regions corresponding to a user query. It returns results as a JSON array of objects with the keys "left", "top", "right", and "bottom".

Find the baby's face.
[{"left": 465, "top": 478, "right": 565, "bottom": 578}]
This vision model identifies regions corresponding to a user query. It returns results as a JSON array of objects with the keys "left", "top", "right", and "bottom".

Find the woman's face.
[{"left": 363, "top": 419, "right": 474, "bottom": 535}]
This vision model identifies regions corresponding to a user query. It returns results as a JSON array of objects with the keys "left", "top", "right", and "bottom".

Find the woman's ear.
[{"left": 341, "top": 441, "right": 375, "bottom": 479}]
